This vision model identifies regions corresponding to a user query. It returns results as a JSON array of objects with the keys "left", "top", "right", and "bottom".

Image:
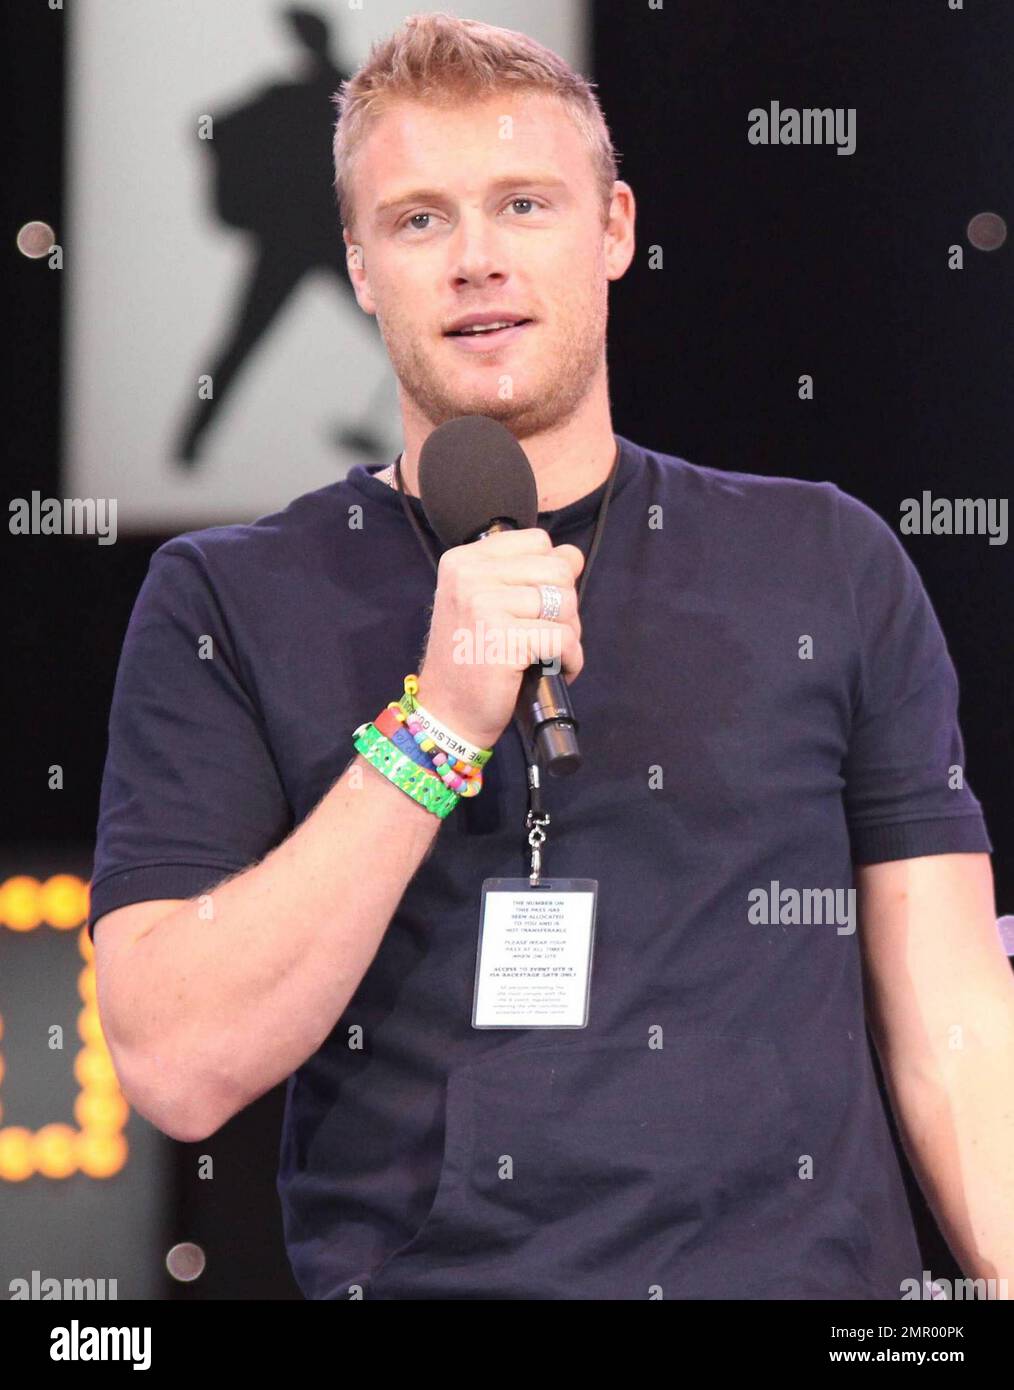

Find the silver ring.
[{"left": 537, "top": 584, "right": 562, "bottom": 621}]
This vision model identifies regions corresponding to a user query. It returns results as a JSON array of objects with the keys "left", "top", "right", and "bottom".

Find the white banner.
[{"left": 64, "top": 1, "right": 586, "bottom": 530}]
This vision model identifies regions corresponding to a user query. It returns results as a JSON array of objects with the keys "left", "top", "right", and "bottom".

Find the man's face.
[{"left": 344, "top": 91, "right": 631, "bottom": 438}]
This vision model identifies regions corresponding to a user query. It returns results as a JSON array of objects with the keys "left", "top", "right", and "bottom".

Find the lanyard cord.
[{"left": 392, "top": 438, "right": 622, "bottom": 875}]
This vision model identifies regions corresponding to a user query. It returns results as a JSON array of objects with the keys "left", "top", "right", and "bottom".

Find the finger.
[
  {"left": 552, "top": 543, "right": 586, "bottom": 579},
  {"left": 504, "top": 582, "right": 580, "bottom": 624},
  {"left": 499, "top": 620, "right": 581, "bottom": 674},
  {"left": 466, "top": 527, "right": 554, "bottom": 555},
  {"left": 478, "top": 551, "right": 580, "bottom": 590}
]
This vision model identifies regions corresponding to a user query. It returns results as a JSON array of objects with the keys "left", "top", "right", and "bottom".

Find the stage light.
[
  {"left": 15, "top": 221, "right": 56, "bottom": 258},
  {"left": 41, "top": 874, "right": 90, "bottom": 929},
  {"left": 166, "top": 1243, "right": 206, "bottom": 1283},
  {"left": 1, "top": 878, "right": 129, "bottom": 1180},
  {"left": 0, "top": 1127, "right": 34, "bottom": 1182},
  {"left": 0, "top": 876, "right": 43, "bottom": 931},
  {"left": 34, "top": 1123, "right": 78, "bottom": 1179},
  {"left": 967, "top": 212, "right": 1007, "bottom": 251}
]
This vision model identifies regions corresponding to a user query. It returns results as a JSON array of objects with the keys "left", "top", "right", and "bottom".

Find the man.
[{"left": 89, "top": 14, "right": 1013, "bottom": 1299}]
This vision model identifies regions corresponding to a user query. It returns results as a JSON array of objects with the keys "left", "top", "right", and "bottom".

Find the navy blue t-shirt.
[{"left": 88, "top": 434, "right": 992, "bottom": 1299}]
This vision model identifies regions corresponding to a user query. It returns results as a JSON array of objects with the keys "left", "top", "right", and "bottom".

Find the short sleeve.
[
  {"left": 834, "top": 487, "right": 993, "bottom": 866},
  {"left": 87, "top": 542, "right": 293, "bottom": 938}
]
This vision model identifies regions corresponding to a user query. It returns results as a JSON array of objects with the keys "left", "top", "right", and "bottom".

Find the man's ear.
[
  {"left": 343, "top": 227, "right": 377, "bottom": 316},
  {"left": 604, "top": 180, "right": 636, "bottom": 283}
]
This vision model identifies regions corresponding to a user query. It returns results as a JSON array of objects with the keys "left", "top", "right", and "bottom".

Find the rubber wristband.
[
  {"left": 373, "top": 705, "right": 437, "bottom": 770},
  {"left": 353, "top": 722, "right": 460, "bottom": 819}
]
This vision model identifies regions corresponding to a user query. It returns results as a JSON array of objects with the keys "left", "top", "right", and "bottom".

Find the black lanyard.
[{"left": 392, "top": 439, "right": 621, "bottom": 883}]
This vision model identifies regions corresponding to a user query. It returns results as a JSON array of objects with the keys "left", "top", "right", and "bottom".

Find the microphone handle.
[{"left": 476, "top": 522, "right": 582, "bottom": 778}]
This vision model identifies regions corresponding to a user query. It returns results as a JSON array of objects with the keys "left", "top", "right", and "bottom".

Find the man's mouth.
[{"left": 444, "top": 318, "right": 533, "bottom": 347}]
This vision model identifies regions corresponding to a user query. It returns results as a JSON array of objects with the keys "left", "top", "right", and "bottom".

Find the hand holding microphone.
[
  {"left": 415, "top": 526, "right": 586, "bottom": 755},
  {"left": 411, "top": 416, "right": 589, "bottom": 775}
]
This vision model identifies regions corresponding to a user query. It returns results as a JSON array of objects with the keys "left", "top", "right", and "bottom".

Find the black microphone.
[{"left": 417, "top": 415, "right": 582, "bottom": 777}]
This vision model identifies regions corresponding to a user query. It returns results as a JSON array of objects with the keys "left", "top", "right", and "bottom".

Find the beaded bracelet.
[
  {"left": 351, "top": 674, "right": 495, "bottom": 818},
  {"left": 404, "top": 674, "right": 489, "bottom": 794},
  {"left": 378, "top": 704, "right": 482, "bottom": 798},
  {"left": 352, "top": 721, "right": 460, "bottom": 819},
  {"left": 382, "top": 698, "right": 484, "bottom": 798},
  {"left": 397, "top": 674, "right": 493, "bottom": 771},
  {"left": 401, "top": 706, "right": 483, "bottom": 797}
]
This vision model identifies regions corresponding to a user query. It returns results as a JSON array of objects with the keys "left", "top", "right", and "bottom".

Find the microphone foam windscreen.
[{"left": 418, "top": 416, "right": 538, "bottom": 547}]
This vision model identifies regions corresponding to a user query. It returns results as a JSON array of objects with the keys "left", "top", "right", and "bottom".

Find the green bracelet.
[{"left": 352, "top": 721, "right": 461, "bottom": 819}]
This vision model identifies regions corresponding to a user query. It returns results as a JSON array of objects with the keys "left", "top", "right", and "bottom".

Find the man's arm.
[
  {"left": 95, "top": 752, "right": 440, "bottom": 1145},
  {"left": 856, "top": 851, "right": 1014, "bottom": 1290}
]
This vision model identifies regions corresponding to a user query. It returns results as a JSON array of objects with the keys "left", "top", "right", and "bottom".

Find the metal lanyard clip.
[{"left": 525, "top": 760, "right": 550, "bottom": 886}]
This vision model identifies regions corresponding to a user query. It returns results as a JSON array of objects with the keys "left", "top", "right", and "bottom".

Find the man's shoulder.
[
  {"left": 622, "top": 438, "right": 913, "bottom": 584},
  {"left": 624, "top": 434, "right": 846, "bottom": 524},
  {"left": 148, "top": 477, "right": 356, "bottom": 580}
]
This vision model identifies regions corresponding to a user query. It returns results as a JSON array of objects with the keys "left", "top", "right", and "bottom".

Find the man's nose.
[{"left": 448, "top": 210, "right": 508, "bottom": 285}]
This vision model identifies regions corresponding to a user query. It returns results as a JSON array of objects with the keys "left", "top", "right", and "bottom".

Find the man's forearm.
[
  {"left": 104, "top": 753, "right": 442, "bottom": 1141},
  {"left": 886, "top": 1025, "right": 1014, "bottom": 1293}
]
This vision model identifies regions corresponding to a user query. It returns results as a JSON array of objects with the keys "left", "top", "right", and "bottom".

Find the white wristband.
[{"left": 408, "top": 699, "right": 492, "bottom": 769}]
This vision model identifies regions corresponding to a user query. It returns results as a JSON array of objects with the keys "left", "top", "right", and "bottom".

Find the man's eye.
[{"left": 401, "top": 198, "right": 542, "bottom": 232}]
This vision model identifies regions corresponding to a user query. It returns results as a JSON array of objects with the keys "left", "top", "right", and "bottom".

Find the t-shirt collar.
[{"left": 344, "top": 433, "right": 638, "bottom": 536}]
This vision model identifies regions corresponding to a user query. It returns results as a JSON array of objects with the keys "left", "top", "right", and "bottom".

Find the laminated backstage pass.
[{"left": 472, "top": 878, "right": 598, "bottom": 1028}]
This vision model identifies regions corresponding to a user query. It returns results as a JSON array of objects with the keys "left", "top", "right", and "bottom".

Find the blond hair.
[{"left": 332, "top": 11, "right": 621, "bottom": 238}]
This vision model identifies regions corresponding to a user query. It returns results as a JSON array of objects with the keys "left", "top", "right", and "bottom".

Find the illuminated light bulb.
[
  {"left": 78, "top": 1008, "right": 106, "bottom": 1047},
  {"left": 74, "top": 1090, "right": 128, "bottom": 1132},
  {"left": 34, "top": 1123, "right": 78, "bottom": 1178},
  {"left": 0, "top": 1127, "right": 35, "bottom": 1181},
  {"left": 74, "top": 1049, "right": 119, "bottom": 1091},
  {"left": 77, "top": 1130, "right": 128, "bottom": 1178},
  {"left": 41, "top": 875, "right": 88, "bottom": 929},
  {"left": 1, "top": 877, "right": 41, "bottom": 931}
]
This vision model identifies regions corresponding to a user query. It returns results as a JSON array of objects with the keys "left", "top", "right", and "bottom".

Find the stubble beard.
[{"left": 375, "top": 290, "right": 607, "bottom": 444}]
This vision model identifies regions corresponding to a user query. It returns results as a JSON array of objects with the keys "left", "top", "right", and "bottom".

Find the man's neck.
[{"left": 380, "top": 428, "right": 619, "bottom": 511}]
